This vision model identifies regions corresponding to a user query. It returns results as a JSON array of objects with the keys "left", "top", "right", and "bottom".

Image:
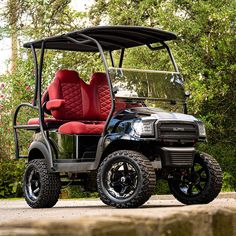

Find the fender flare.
[
  {"left": 28, "top": 141, "right": 51, "bottom": 169},
  {"left": 93, "top": 134, "right": 141, "bottom": 170}
]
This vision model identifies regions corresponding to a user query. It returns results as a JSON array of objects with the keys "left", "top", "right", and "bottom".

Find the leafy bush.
[
  {"left": 155, "top": 180, "right": 171, "bottom": 195},
  {"left": 60, "top": 186, "right": 99, "bottom": 199},
  {"left": 0, "top": 159, "right": 24, "bottom": 198},
  {"left": 198, "top": 142, "right": 236, "bottom": 191}
]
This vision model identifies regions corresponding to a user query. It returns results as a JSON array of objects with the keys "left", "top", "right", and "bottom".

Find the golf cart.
[{"left": 13, "top": 26, "right": 222, "bottom": 208}]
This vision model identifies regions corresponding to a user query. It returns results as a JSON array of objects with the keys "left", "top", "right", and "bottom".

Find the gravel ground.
[{"left": 0, "top": 193, "right": 235, "bottom": 224}]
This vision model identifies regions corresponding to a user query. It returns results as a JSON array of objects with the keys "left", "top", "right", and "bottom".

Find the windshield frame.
[
  {"left": 109, "top": 41, "right": 180, "bottom": 73},
  {"left": 108, "top": 67, "right": 186, "bottom": 114},
  {"left": 107, "top": 43, "right": 187, "bottom": 114}
]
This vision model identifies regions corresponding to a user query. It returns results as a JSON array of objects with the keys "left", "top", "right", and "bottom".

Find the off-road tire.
[
  {"left": 23, "top": 159, "right": 61, "bottom": 208},
  {"left": 97, "top": 150, "right": 156, "bottom": 208},
  {"left": 168, "top": 152, "right": 222, "bottom": 205}
]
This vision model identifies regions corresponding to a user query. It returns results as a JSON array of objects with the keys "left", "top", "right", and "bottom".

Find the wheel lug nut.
[{"left": 121, "top": 177, "right": 126, "bottom": 183}]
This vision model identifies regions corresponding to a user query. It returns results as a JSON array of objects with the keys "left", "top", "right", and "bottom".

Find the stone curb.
[
  {"left": 0, "top": 206, "right": 236, "bottom": 236},
  {"left": 150, "top": 192, "right": 236, "bottom": 200}
]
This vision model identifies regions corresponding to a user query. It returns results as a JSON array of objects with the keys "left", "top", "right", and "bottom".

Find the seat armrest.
[{"left": 46, "top": 99, "right": 65, "bottom": 110}]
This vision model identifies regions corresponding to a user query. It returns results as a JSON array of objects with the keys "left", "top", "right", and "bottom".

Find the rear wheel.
[
  {"left": 168, "top": 152, "right": 222, "bottom": 205},
  {"left": 23, "top": 159, "right": 61, "bottom": 208},
  {"left": 97, "top": 150, "right": 156, "bottom": 208}
]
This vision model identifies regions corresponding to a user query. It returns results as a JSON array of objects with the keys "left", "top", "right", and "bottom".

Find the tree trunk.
[{"left": 7, "top": 0, "right": 18, "bottom": 73}]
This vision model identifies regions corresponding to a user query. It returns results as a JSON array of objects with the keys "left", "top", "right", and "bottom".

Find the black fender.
[
  {"left": 93, "top": 111, "right": 156, "bottom": 170},
  {"left": 28, "top": 141, "right": 52, "bottom": 170},
  {"left": 93, "top": 134, "right": 143, "bottom": 170}
]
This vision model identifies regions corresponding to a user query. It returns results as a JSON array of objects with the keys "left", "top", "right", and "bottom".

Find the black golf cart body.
[{"left": 13, "top": 26, "right": 222, "bottom": 208}]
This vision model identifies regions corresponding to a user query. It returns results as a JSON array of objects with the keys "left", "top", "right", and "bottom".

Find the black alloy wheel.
[
  {"left": 25, "top": 166, "right": 41, "bottom": 201},
  {"left": 23, "top": 159, "right": 61, "bottom": 208},
  {"left": 97, "top": 150, "right": 156, "bottom": 208},
  {"left": 168, "top": 152, "right": 222, "bottom": 205},
  {"left": 106, "top": 160, "right": 138, "bottom": 199}
]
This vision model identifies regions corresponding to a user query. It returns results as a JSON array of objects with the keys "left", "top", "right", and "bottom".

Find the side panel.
[
  {"left": 49, "top": 132, "right": 101, "bottom": 161},
  {"left": 48, "top": 131, "right": 101, "bottom": 172},
  {"left": 49, "top": 132, "right": 75, "bottom": 159}
]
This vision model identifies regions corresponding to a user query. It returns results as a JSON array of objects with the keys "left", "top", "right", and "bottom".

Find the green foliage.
[
  {"left": 155, "top": 180, "right": 171, "bottom": 195},
  {"left": 61, "top": 186, "right": 99, "bottom": 199},
  {"left": 198, "top": 142, "right": 236, "bottom": 191},
  {"left": 0, "top": 159, "right": 24, "bottom": 198}
]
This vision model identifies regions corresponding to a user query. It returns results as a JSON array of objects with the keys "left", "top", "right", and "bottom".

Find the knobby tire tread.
[
  {"left": 24, "top": 159, "right": 61, "bottom": 208},
  {"left": 97, "top": 150, "right": 156, "bottom": 208},
  {"left": 169, "top": 152, "right": 222, "bottom": 205}
]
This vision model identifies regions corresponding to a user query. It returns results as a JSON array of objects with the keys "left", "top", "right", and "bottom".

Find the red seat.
[
  {"left": 58, "top": 72, "right": 112, "bottom": 135},
  {"left": 41, "top": 70, "right": 113, "bottom": 135},
  {"left": 47, "top": 70, "right": 87, "bottom": 120},
  {"left": 27, "top": 70, "right": 84, "bottom": 127}
]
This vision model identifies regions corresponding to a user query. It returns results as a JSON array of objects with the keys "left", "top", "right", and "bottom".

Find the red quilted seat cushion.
[
  {"left": 90, "top": 73, "right": 128, "bottom": 117},
  {"left": 47, "top": 69, "right": 101, "bottom": 121},
  {"left": 90, "top": 72, "right": 111, "bottom": 120},
  {"left": 58, "top": 121, "right": 105, "bottom": 135},
  {"left": 48, "top": 70, "right": 86, "bottom": 120}
]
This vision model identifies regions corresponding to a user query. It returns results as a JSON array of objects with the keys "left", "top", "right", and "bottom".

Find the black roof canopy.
[{"left": 24, "top": 26, "right": 177, "bottom": 52}]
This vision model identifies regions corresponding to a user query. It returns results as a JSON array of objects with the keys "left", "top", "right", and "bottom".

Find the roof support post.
[
  {"left": 30, "top": 45, "right": 39, "bottom": 106},
  {"left": 162, "top": 42, "right": 179, "bottom": 73},
  {"left": 37, "top": 41, "right": 55, "bottom": 170},
  {"left": 109, "top": 51, "right": 115, "bottom": 67},
  {"left": 119, "top": 49, "right": 125, "bottom": 68}
]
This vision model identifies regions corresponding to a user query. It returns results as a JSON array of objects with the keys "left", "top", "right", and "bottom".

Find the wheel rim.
[
  {"left": 105, "top": 161, "right": 138, "bottom": 199},
  {"left": 177, "top": 161, "right": 208, "bottom": 196},
  {"left": 25, "top": 168, "right": 41, "bottom": 201}
]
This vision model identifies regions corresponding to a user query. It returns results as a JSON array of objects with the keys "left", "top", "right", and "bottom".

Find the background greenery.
[{"left": 0, "top": 0, "right": 235, "bottom": 198}]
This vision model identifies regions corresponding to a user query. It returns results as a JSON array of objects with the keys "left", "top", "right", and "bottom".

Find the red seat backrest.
[
  {"left": 48, "top": 69, "right": 86, "bottom": 120},
  {"left": 90, "top": 72, "right": 112, "bottom": 121},
  {"left": 47, "top": 70, "right": 112, "bottom": 121}
]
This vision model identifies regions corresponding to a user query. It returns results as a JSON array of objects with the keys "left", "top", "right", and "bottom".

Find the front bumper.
[{"left": 160, "top": 147, "right": 195, "bottom": 167}]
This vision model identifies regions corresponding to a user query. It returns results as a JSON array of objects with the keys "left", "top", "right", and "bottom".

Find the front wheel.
[
  {"left": 23, "top": 159, "right": 61, "bottom": 208},
  {"left": 168, "top": 152, "right": 222, "bottom": 205},
  {"left": 97, "top": 150, "right": 156, "bottom": 208}
]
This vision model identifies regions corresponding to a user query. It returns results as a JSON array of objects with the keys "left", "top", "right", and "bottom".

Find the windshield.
[{"left": 109, "top": 68, "right": 186, "bottom": 113}]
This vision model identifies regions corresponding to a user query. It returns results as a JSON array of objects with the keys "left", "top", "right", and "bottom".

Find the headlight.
[
  {"left": 197, "top": 121, "right": 206, "bottom": 138},
  {"left": 132, "top": 120, "right": 155, "bottom": 137}
]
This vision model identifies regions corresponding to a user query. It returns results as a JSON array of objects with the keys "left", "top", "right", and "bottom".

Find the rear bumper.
[{"left": 160, "top": 147, "right": 195, "bottom": 167}]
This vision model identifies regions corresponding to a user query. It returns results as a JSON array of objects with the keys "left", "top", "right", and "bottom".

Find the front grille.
[
  {"left": 168, "top": 151, "right": 194, "bottom": 166},
  {"left": 157, "top": 121, "right": 198, "bottom": 140},
  {"left": 161, "top": 147, "right": 195, "bottom": 167}
]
